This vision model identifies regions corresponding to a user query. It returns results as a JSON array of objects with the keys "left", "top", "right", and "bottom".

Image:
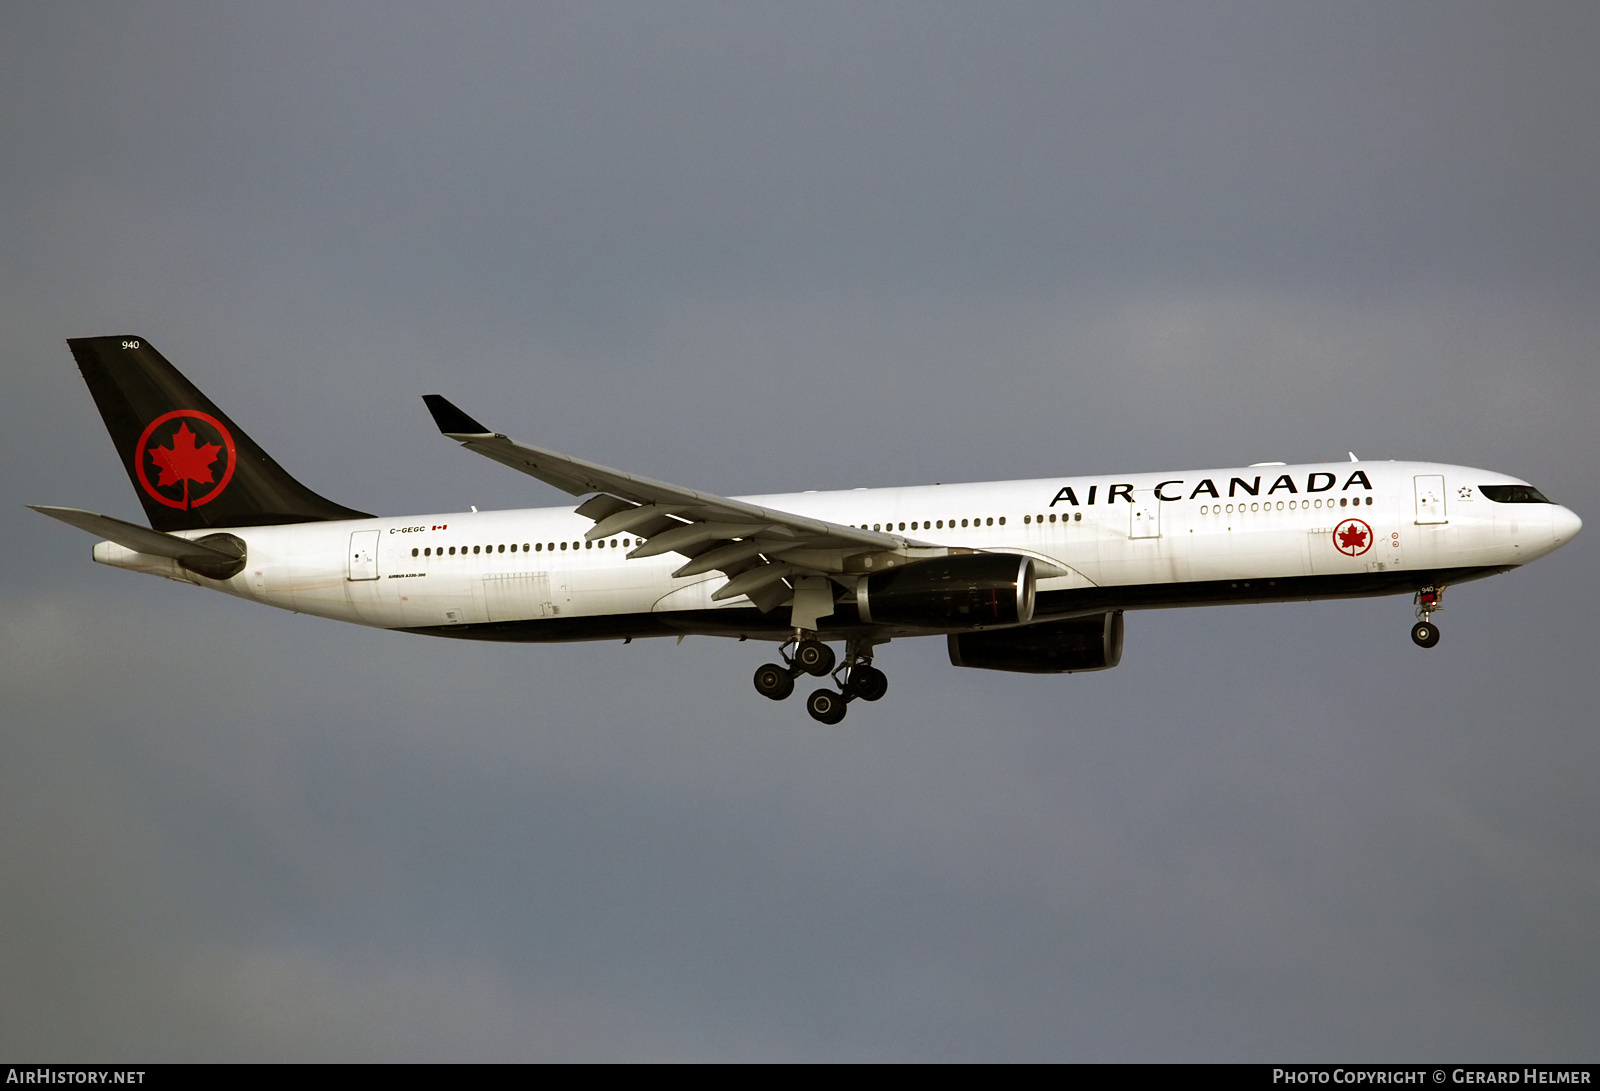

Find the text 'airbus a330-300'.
[{"left": 33, "top": 337, "right": 1582, "bottom": 724}]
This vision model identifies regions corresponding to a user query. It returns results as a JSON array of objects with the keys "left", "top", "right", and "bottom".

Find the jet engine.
[
  {"left": 858, "top": 553, "right": 1035, "bottom": 629},
  {"left": 947, "top": 610, "right": 1124, "bottom": 673}
]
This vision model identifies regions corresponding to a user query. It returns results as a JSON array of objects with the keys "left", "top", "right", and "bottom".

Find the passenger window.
[
  {"left": 1075, "top": 512, "right": 1081, "bottom": 521},
  {"left": 498, "top": 544, "right": 505, "bottom": 553},
  {"left": 960, "top": 519, "right": 968, "bottom": 527},
  {"left": 560, "top": 542, "right": 567, "bottom": 550},
  {"left": 411, "top": 548, "right": 418, "bottom": 557}
]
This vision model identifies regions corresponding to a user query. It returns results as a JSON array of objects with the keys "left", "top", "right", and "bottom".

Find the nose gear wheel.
[{"left": 1411, "top": 585, "right": 1444, "bottom": 648}]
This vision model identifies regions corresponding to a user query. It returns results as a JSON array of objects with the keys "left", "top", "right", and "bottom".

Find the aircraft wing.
[{"left": 423, "top": 396, "right": 914, "bottom": 612}]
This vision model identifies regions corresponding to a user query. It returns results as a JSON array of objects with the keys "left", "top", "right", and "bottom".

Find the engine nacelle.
[
  {"left": 859, "top": 553, "right": 1035, "bottom": 629},
  {"left": 947, "top": 610, "right": 1124, "bottom": 673}
]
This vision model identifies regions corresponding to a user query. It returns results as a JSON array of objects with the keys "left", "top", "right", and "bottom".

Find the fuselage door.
[
  {"left": 1130, "top": 493, "right": 1161, "bottom": 539},
  {"left": 348, "top": 529, "right": 380, "bottom": 580},
  {"left": 1414, "top": 475, "right": 1447, "bottom": 524}
]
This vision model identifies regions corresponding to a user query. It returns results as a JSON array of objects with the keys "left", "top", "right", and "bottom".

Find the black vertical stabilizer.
[{"left": 68, "top": 336, "right": 371, "bottom": 531}]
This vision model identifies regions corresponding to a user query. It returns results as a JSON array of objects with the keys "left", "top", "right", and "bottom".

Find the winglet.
[{"left": 422, "top": 394, "right": 493, "bottom": 436}]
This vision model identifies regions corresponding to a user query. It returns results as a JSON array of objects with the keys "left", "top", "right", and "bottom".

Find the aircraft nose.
[{"left": 1553, "top": 505, "right": 1582, "bottom": 546}]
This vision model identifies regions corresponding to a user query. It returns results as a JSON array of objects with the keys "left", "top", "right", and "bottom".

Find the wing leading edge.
[{"left": 421, "top": 395, "right": 942, "bottom": 620}]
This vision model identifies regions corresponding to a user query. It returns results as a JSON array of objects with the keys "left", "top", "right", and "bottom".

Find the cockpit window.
[{"left": 1479, "top": 484, "right": 1553, "bottom": 504}]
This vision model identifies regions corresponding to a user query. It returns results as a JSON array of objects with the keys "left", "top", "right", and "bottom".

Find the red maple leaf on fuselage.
[
  {"left": 148, "top": 422, "right": 221, "bottom": 490},
  {"left": 1337, "top": 523, "right": 1369, "bottom": 551}
]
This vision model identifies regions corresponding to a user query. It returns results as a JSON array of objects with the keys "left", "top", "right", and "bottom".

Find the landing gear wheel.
[
  {"left": 794, "top": 639, "right": 836, "bottom": 677},
  {"left": 753, "top": 663, "right": 796, "bottom": 701},
  {"left": 846, "top": 665, "right": 888, "bottom": 702},
  {"left": 1411, "top": 621, "right": 1440, "bottom": 648},
  {"left": 806, "top": 688, "right": 848, "bottom": 725}
]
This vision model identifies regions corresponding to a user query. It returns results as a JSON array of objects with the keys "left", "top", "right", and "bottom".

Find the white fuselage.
[{"left": 92, "top": 460, "right": 1580, "bottom": 640}]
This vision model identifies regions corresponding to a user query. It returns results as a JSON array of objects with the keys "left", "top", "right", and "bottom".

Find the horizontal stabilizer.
[{"left": 30, "top": 505, "right": 246, "bottom": 579}]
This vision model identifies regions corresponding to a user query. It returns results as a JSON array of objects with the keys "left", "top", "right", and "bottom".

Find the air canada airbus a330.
[{"left": 34, "top": 337, "right": 1582, "bottom": 723}]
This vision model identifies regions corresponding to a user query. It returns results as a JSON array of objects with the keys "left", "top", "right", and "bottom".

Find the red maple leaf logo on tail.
[
  {"left": 1337, "top": 523, "right": 1368, "bottom": 550},
  {"left": 147, "top": 422, "right": 221, "bottom": 508}
]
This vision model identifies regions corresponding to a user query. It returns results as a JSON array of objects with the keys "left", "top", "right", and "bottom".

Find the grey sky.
[{"left": 3, "top": 2, "right": 1597, "bottom": 1059}]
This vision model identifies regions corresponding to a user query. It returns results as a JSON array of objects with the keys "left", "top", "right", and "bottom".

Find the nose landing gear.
[
  {"left": 1411, "top": 586, "right": 1443, "bottom": 648},
  {"left": 752, "top": 634, "right": 888, "bottom": 722}
]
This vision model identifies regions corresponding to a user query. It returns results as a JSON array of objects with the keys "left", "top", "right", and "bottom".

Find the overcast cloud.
[{"left": 3, "top": 2, "right": 1597, "bottom": 1060}]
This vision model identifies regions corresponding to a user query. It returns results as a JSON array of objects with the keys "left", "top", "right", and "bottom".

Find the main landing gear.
[
  {"left": 753, "top": 634, "right": 887, "bottom": 723},
  {"left": 1411, "top": 585, "right": 1443, "bottom": 648}
]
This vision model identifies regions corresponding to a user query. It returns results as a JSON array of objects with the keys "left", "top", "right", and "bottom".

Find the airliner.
[{"left": 33, "top": 337, "right": 1582, "bottom": 723}]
